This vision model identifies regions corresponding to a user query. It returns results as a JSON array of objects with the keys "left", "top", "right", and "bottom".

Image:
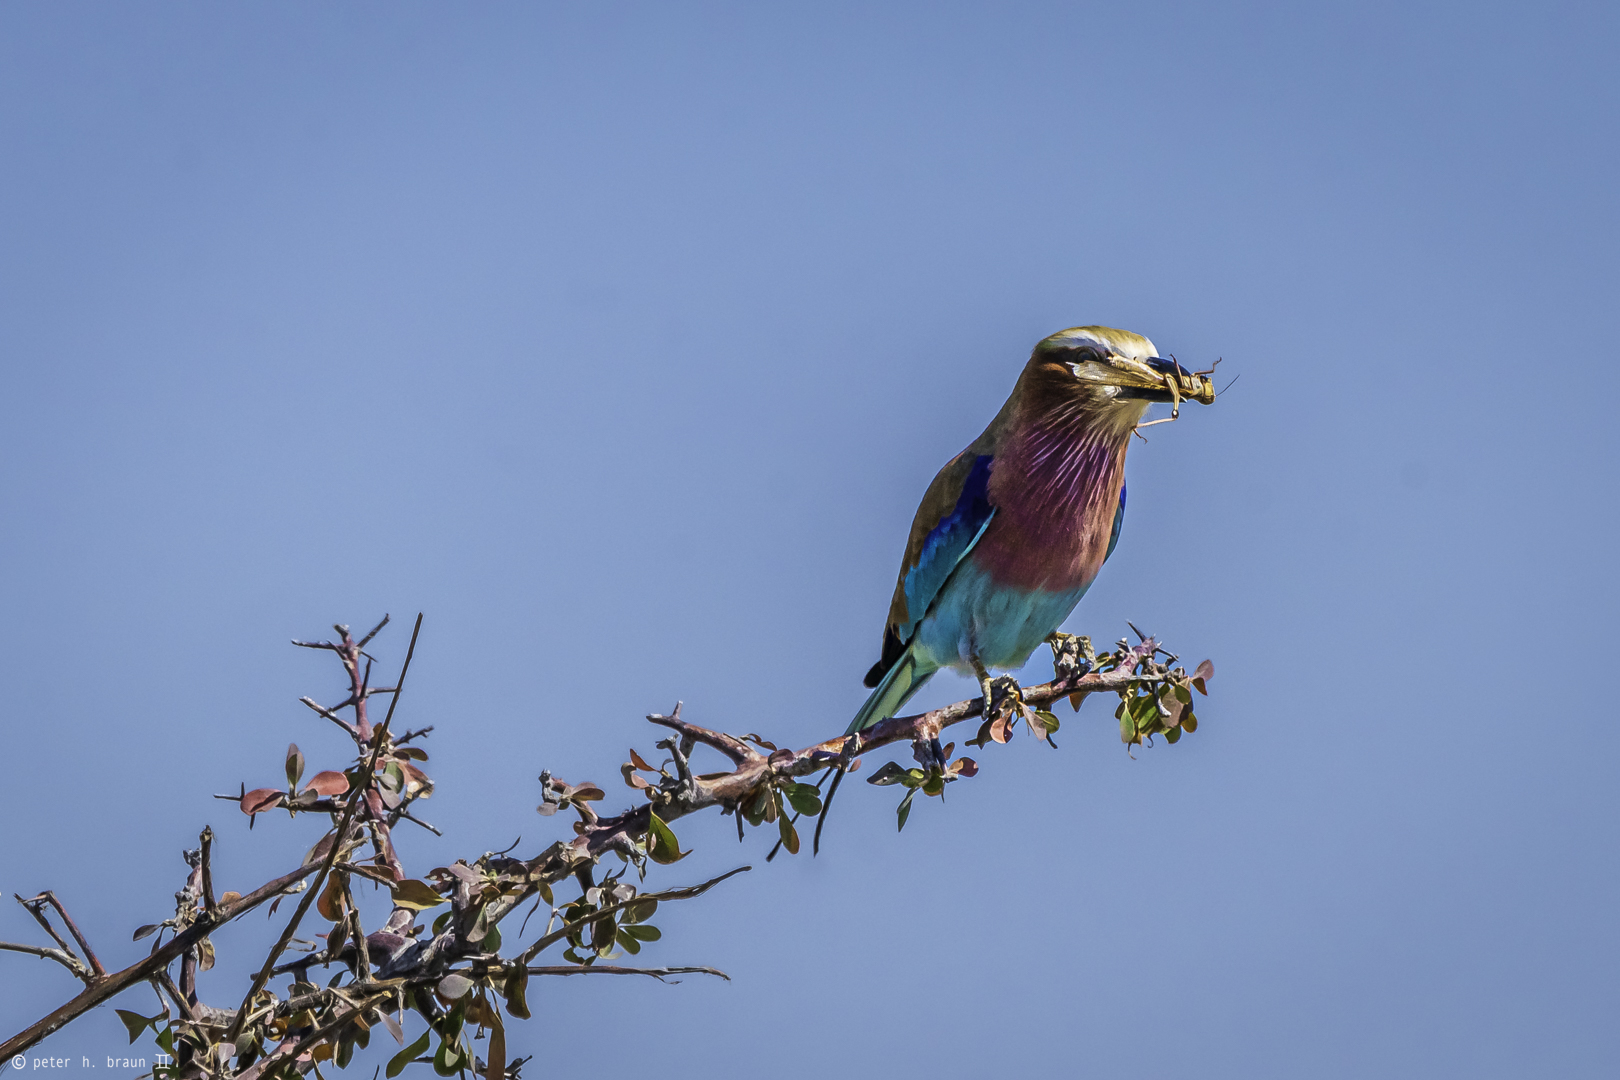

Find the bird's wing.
[{"left": 864, "top": 450, "right": 996, "bottom": 686}]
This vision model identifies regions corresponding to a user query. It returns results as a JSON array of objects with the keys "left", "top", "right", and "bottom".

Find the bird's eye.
[{"left": 1064, "top": 348, "right": 1109, "bottom": 378}]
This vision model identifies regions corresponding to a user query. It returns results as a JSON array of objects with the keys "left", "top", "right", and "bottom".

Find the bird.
[
  {"left": 851, "top": 324, "right": 1215, "bottom": 727},
  {"left": 813, "top": 326, "right": 1214, "bottom": 851}
]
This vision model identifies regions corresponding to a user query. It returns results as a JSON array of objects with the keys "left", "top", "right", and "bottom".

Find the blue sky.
[{"left": 2, "top": 3, "right": 1617, "bottom": 1077}]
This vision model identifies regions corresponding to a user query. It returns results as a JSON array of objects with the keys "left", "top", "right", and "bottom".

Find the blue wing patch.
[
  {"left": 1104, "top": 479, "right": 1126, "bottom": 562},
  {"left": 899, "top": 455, "right": 996, "bottom": 640}
]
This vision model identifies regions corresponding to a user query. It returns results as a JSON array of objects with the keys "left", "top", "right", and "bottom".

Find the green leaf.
[
  {"left": 482, "top": 923, "right": 501, "bottom": 952},
  {"left": 646, "top": 812, "right": 688, "bottom": 864},
  {"left": 115, "top": 1010, "right": 152, "bottom": 1045},
  {"left": 433, "top": 1035, "right": 464, "bottom": 1077},
  {"left": 621, "top": 898, "right": 658, "bottom": 924},
  {"left": 621, "top": 924, "right": 661, "bottom": 942},
  {"left": 1164, "top": 726, "right": 1182, "bottom": 744},
  {"left": 865, "top": 762, "right": 907, "bottom": 786},
  {"left": 388, "top": 1030, "right": 430, "bottom": 1078},
  {"left": 903, "top": 768, "right": 926, "bottom": 788},
  {"left": 380, "top": 761, "right": 406, "bottom": 794},
  {"left": 390, "top": 879, "right": 449, "bottom": 911},
  {"left": 784, "top": 783, "right": 822, "bottom": 816},
  {"left": 286, "top": 743, "right": 305, "bottom": 790},
  {"left": 896, "top": 788, "right": 917, "bottom": 832},
  {"left": 503, "top": 967, "right": 531, "bottom": 1021},
  {"left": 132, "top": 924, "right": 160, "bottom": 942},
  {"left": 777, "top": 812, "right": 800, "bottom": 856},
  {"left": 1035, "top": 710, "right": 1061, "bottom": 735},
  {"left": 615, "top": 927, "right": 642, "bottom": 954},
  {"left": 432, "top": 910, "right": 452, "bottom": 935},
  {"left": 336, "top": 1031, "right": 357, "bottom": 1069}
]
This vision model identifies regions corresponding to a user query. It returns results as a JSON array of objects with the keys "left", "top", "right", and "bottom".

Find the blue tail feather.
[{"left": 846, "top": 645, "right": 937, "bottom": 734}]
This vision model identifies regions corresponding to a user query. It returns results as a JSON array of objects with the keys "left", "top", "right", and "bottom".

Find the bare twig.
[
  {"left": 13, "top": 895, "right": 78, "bottom": 967},
  {"left": 526, "top": 964, "right": 729, "bottom": 982},
  {"left": 516, "top": 866, "right": 751, "bottom": 965},
  {"left": 2, "top": 614, "right": 1209, "bottom": 1073},
  {"left": 16, "top": 892, "right": 104, "bottom": 981},
  {"left": 395, "top": 810, "right": 442, "bottom": 836},
  {"left": 235, "top": 987, "right": 392, "bottom": 1080},
  {"left": 647, "top": 703, "right": 755, "bottom": 765},
  {"left": 0, "top": 941, "right": 90, "bottom": 982},
  {"left": 0, "top": 860, "right": 324, "bottom": 1058},
  {"left": 199, "top": 827, "right": 217, "bottom": 915},
  {"left": 301, "top": 696, "right": 360, "bottom": 737},
  {"left": 227, "top": 613, "right": 423, "bottom": 1042},
  {"left": 154, "top": 970, "right": 199, "bottom": 1023}
]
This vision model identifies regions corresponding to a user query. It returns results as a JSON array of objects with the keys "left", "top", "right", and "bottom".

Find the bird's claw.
[
  {"left": 989, "top": 676, "right": 1024, "bottom": 720},
  {"left": 912, "top": 736, "right": 948, "bottom": 772},
  {"left": 1045, "top": 632, "right": 1095, "bottom": 681},
  {"left": 971, "top": 658, "right": 1024, "bottom": 721}
]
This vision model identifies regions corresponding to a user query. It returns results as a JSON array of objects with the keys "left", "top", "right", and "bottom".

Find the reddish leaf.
[
  {"left": 953, "top": 757, "right": 979, "bottom": 778},
  {"left": 304, "top": 771, "right": 350, "bottom": 797},
  {"left": 848, "top": 757, "right": 863, "bottom": 773},
  {"left": 628, "top": 749, "right": 655, "bottom": 772},
  {"left": 1069, "top": 691, "right": 1090, "bottom": 712},
  {"left": 219, "top": 891, "right": 241, "bottom": 906},
  {"left": 315, "top": 871, "right": 350, "bottom": 922},
  {"left": 303, "top": 830, "right": 338, "bottom": 867},
  {"left": 399, "top": 762, "right": 433, "bottom": 795},
  {"left": 572, "top": 784, "right": 605, "bottom": 802},
  {"left": 1192, "top": 659, "right": 1215, "bottom": 694},
  {"left": 989, "top": 716, "right": 1013, "bottom": 744},
  {"left": 241, "top": 789, "right": 285, "bottom": 815}
]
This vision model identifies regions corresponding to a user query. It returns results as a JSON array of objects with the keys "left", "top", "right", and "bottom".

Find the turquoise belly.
[{"left": 908, "top": 558, "right": 1091, "bottom": 674}]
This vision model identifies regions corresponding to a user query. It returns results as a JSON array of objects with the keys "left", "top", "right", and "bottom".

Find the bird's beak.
[{"left": 1075, "top": 353, "right": 1216, "bottom": 407}]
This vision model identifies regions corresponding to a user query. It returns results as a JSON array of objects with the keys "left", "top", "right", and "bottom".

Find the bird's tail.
[
  {"left": 845, "top": 645, "right": 936, "bottom": 735},
  {"left": 815, "top": 646, "right": 937, "bottom": 855}
]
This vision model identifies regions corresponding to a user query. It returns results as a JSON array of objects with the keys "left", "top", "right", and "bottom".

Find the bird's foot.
[
  {"left": 971, "top": 657, "right": 1025, "bottom": 721},
  {"left": 988, "top": 675, "right": 1024, "bottom": 720},
  {"left": 912, "top": 736, "right": 948, "bottom": 773},
  {"left": 1045, "top": 632, "right": 1095, "bottom": 682}
]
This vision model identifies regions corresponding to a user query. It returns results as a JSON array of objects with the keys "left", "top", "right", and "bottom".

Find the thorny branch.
[{"left": 1, "top": 618, "right": 1212, "bottom": 1079}]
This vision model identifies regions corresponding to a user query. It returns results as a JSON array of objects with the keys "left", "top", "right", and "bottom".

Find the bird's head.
[{"left": 1030, "top": 326, "right": 1216, "bottom": 418}]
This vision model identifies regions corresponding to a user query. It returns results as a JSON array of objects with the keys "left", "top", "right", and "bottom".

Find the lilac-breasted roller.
[{"left": 847, "top": 325, "right": 1214, "bottom": 734}]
